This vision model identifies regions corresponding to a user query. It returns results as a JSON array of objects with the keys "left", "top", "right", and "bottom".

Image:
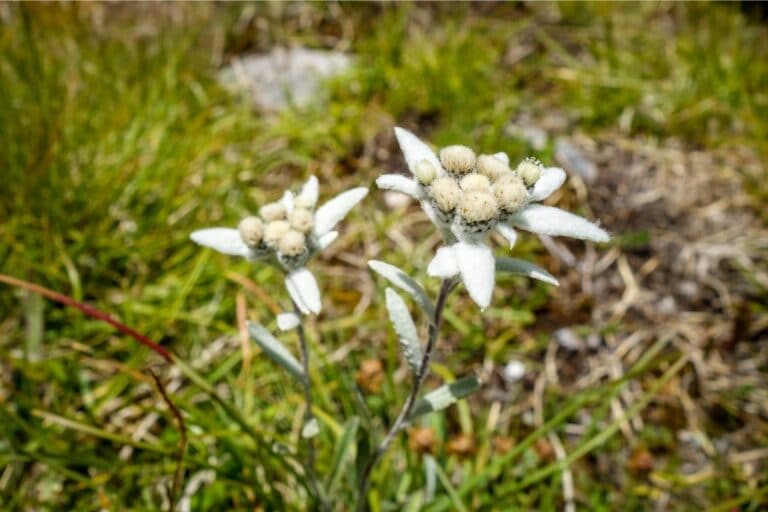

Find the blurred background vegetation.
[{"left": 1, "top": 2, "right": 766, "bottom": 510}]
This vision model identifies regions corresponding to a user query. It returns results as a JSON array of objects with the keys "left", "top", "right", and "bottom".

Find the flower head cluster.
[
  {"left": 377, "top": 127, "right": 609, "bottom": 309},
  {"left": 191, "top": 176, "right": 368, "bottom": 315}
]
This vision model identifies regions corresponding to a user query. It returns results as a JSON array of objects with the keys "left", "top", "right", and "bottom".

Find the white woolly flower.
[
  {"left": 190, "top": 176, "right": 368, "bottom": 315},
  {"left": 377, "top": 126, "right": 610, "bottom": 309}
]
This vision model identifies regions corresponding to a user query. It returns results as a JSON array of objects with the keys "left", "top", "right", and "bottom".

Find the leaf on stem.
[
  {"left": 385, "top": 288, "right": 423, "bottom": 374},
  {"left": 410, "top": 376, "right": 480, "bottom": 418},
  {"left": 368, "top": 260, "right": 435, "bottom": 317},
  {"left": 247, "top": 322, "right": 305, "bottom": 381}
]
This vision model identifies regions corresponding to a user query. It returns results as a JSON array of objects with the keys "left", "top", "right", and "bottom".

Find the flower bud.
[
  {"left": 260, "top": 201, "right": 286, "bottom": 222},
  {"left": 493, "top": 174, "right": 527, "bottom": 212},
  {"left": 517, "top": 157, "right": 543, "bottom": 187},
  {"left": 459, "top": 173, "right": 491, "bottom": 192},
  {"left": 439, "top": 145, "right": 476, "bottom": 175},
  {"left": 264, "top": 220, "right": 291, "bottom": 247},
  {"left": 429, "top": 176, "right": 461, "bottom": 212},
  {"left": 457, "top": 191, "right": 498, "bottom": 223},
  {"left": 237, "top": 216, "right": 264, "bottom": 247},
  {"left": 278, "top": 230, "right": 307, "bottom": 257},
  {"left": 476, "top": 154, "right": 511, "bottom": 182},
  {"left": 288, "top": 208, "right": 314, "bottom": 233},
  {"left": 414, "top": 159, "right": 437, "bottom": 185}
]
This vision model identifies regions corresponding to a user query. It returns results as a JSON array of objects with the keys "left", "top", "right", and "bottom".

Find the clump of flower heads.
[{"left": 191, "top": 176, "right": 368, "bottom": 314}]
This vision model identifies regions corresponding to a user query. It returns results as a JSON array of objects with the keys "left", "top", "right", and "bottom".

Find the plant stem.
[
  {"left": 356, "top": 277, "right": 458, "bottom": 510},
  {"left": 294, "top": 301, "right": 329, "bottom": 512}
]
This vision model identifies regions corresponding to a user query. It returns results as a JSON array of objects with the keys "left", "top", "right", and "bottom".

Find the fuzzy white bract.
[
  {"left": 377, "top": 127, "right": 609, "bottom": 309},
  {"left": 191, "top": 176, "right": 368, "bottom": 315}
]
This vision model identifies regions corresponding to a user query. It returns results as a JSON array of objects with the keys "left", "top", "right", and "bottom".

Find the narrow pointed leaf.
[
  {"left": 190, "top": 228, "right": 250, "bottom": 257},
  {"left": 427, "top": 246, "right": 459, "bottom": 278},
  {"left": 496, "top": 257, "right": 560, "bottom": 286},
  {"left": 326, "top": 417, "right": 360, "bottom": 494},
  {"left": 455, "top": 242, "right": 495, "bottom": 310},
  {"left": 385, "top": 288, "right": 423, "bottom": 373},
  {"left": 529, "top": 167, "right": 566, "bottom": 201},
  {"left": 410, "top": 376, "right": 480, "bottom": 418},
  {"left": 394, "top": 126, "right": 445, "bottom": 176},
  {"left": 368, "top": 260, "right": 434, "bottom": 316},
  {"left": 285, "top": 268, "right": 321, "bottom": 315},
  {"left": 495, "top": 224, "right": 518, "bottom": 249},
  {"left": 298, "top": 175, "right": 319, "bottom": 207},
  {"left": 277, "top": 312, "right": 300, "bottom": 331},
  {"left": 376, "top": 174, "right": 422, "bottom": 199},
  {"left": 313, "top": 187, "right": 368, "bottom": 236},
  {"left": 247, "top": 322, "right": 305, "bottom": 381}
]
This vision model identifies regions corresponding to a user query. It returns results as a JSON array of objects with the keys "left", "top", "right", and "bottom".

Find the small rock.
[
  {"left": 218, "top": 47, "right": 352, "bottom": 111},
  {"left": 554, "top": 328, "right": 584, "bottom": 351},
  {"left": 555, "top": 138, "right": 598, "bottom": 183},
  {"left": 502, "top": 360, "right": 526, "bottom": 382}
]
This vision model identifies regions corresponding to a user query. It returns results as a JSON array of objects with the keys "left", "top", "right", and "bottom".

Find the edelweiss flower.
[
  {"left": 191, "top": 176, "right": 368, "bottom": 315},
  {"left": 377, "top": 127, "right": 609, "bottom": 309}
]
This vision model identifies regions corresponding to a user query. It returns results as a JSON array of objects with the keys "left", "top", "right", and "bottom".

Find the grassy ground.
[{"left": 1, "top": 2, "right": 767, "bottom": 510}]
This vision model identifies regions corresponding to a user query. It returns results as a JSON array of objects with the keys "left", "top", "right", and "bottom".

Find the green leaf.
[
  {"left": 495, "top": 256, "right": 559, "bottom": 286},
  {"left": 326, "top": 417, "right": 359, "bottom": 494},
  {"left": 385, "top": 288, "right": 423, "bottom": 374},
  {"left": 368, "top": 260, "right": 435, "bottom": 316},
  {"left": 410, "top": 376, "right": 480, "bottom": 418},
  {"left": 247, "top": 322, "right": 305, "bottom": 381}
]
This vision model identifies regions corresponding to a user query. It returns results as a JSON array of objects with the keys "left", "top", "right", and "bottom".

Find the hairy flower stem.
[
  {"left": 294, "top": 302, "right": 329, "bottom": 512},
  {"left": 356, "top": 277, "right": 458, "bottom": 510}
]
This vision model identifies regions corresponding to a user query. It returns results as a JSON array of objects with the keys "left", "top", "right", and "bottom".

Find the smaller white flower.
[
  {"left": 191, "top": 176, "right": 368, "bottom": 315},
  {"left": 378, "top": 127, "right": 609, "bottom": 309}
]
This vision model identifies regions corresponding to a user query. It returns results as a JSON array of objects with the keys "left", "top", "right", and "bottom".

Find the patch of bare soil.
[{"left": 529, "top": 133, "right": 767, "bottom": 505}]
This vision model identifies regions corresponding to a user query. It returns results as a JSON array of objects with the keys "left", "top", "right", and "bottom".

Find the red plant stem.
[{"left": 0, "top": 274, "right": 172, "bottom": 362}]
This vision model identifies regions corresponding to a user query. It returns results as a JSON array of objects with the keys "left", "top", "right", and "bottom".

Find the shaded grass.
[{"left": 1, "top": 2, "right": 766, "bottom": 510}]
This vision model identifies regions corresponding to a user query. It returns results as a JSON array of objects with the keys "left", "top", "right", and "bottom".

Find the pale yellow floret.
[
  {"left": 439, "top": 145, "right": 476, "bottom": 175},
  {"left": 264, "top": 220, "right": 291, "bottom": 247},
  {"left": 457, "top": 191, "right": 499, "bottom": 223},
  {"left": 294, "top": 196, "right": 315, "bottom": 209},
  {"left": 289, "top": 208, "right": 315, "bottom": 233},
  {"left": 459, "top": 173, "right": 491, "bottom": 192},
  {"left": 430, "top": 176, "right": 461, "bottom": 212},
  {"left": 517, "top": 158, "right": 543, "bottom": 186},
  {"left": 237, "top": 216, "right": 264, "bottom": 247},
  {"left": 278, "top": 230, "right": 307, "bottom": 257},
  {"left": 414, "top": 159, "right": 437, "bottom": 185},
  {"left": 493, "top": 174, "right": 528, "bottom": 212},
  {"left": 476, "top": 154, "right": 512, "bottom": 181},
  {"left": 260, "top": 201, "right": 287, "bottom": 222}
]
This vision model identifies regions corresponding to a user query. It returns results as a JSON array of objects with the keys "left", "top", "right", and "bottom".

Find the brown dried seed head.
[
  {"left": 459, "top": 173, "right": 491, "bottom": 192},
  {"left": 430, "top": 176, "right": 461, "bottom": 212},
  {"left": 263, "top": 220, "right": 291, "bottom": 247},
  {"left": 446, "top": 434, "right": 476, "bottom": 458},
  {"left": 278, "top": 230, "right": 307, "bottom": 257},
  {"left": 408, "top": 427, "right": 438, "bottom": 455},
  {"left": 414, "top": 159, "right": 437, "bottom": 185},
  {"left": 493, "top": 174, "right": 527, "bottom": 212},
  {"left": 237, "top": 216, "right": 264, "bottom": 247},
  {"left": 355, "top": 359, "right": 384, "bottom": 393},
  {"left": 440, "top": 145, "right": 476, "bottom": 175},
  {"left": 457, "top": 191, "right": 498, "bottom": 223},
  {"left": 289, "top": 208, "right": 315, "bottom": 233},
  {"left": 260, "top": 201, "right": 286, "bottom": 222},
  {"left": 517, "top": 158, "right": 543, "bottom": 186},
  {"left": 476, "top": 154, "right": 511, "bottom": 181}
]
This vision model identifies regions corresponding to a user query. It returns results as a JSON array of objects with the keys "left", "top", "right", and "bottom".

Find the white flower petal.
[
  {"left": 455, "top": 241, "right": 495, "bottom": 309},
  {"left": 313, "top": 187, "right": 368, "bottom": 236},
  {"left": 298, "top": 176, "right": 319, "bottom": 207},
  {"left": 427, "top": 246, "right": 459, "bottom": 278},
  {"left": 495, "top": 223, "right": 518, "bottom": 249},
  {"left": 529, "top": 167, "right": 566, "bottom": 202},
  {"left": 492, "top": 152, "right": 509, "bottom": 165},
  {"left": 277, "top": 312, "right": 301, "bottom": 331},
  {"left": 282, "top": 190, "right": 295, "bottom": 214},
  {"left": 285, "top": 267, "right": 322, "bottom": 315},
  {"left": 190, "top": 228, "right": 250, "bottom": 257},
  {"left": 317, "top": 230, "right": 338, "bottom": 250},
  {"left": 509, "top": 204, "right": 610, "bottom": 242},
  {"left": 375, "top": 174, "right": 422, "bottom": 199},
  {"left": 394, "top": 126, "right": 444, "bottom": 177},
  {"left": 496, "top": 256, "right": 559, "bottom": 286}
]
